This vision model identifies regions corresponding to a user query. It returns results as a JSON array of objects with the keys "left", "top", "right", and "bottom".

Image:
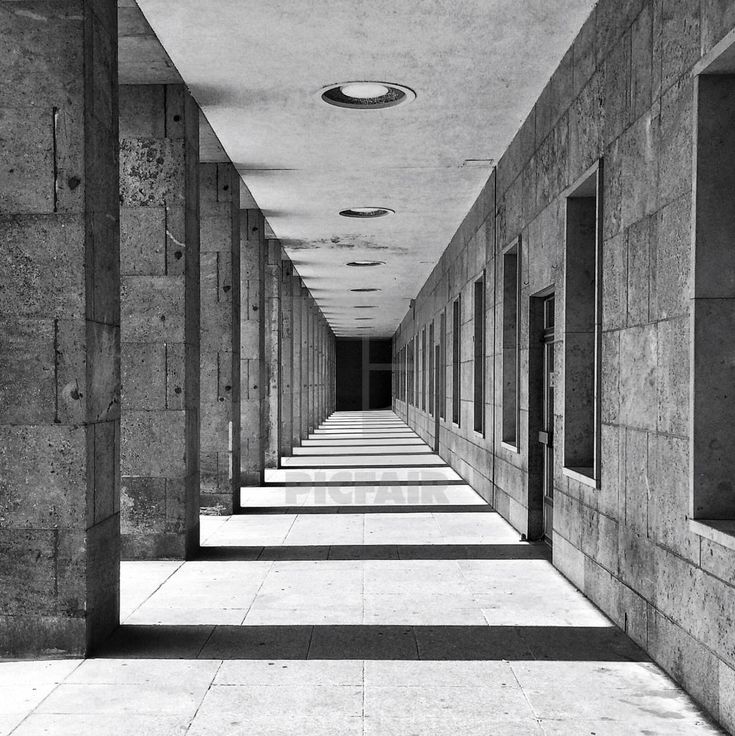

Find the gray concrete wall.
[
  {"left": 0, "top": 0, "right": 121, "bottom": 655},
  {"left": 237, "top": 228, "right": 335, "bottom": 482},
  {"left": 199, "top": 163, "right": 240, "bottom": 514},
  {"left": 239, "top": 209, "right": 263, "bottom": 488},
  {"left": 393, "top": 2, "right": 735, "bottom": 732},
  {"left": 291, "top": 274, "right": 303, "bottom": 448},
  {"left": 280, "top": 258, "right": 294, "bottom": 457},
  {"left": 263, "top": 239, "right": 281, "bottom": 469},
  {"left": 119, "top": 84, "right": 200, "bottom": 560}
]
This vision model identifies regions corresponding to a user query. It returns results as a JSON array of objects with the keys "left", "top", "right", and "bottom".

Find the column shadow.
[
  {"left": 95, "top": 624, "right": 648, "bottom": 662},
  {"left": 195, "top": 543, "right": 551, "bottom": 561}
]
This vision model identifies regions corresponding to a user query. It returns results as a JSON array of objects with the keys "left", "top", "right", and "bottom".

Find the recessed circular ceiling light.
[
  {"left": 342, "top": 82, "right": 389, "bottom": 98},
  {"left": 321, "top": 81, "right": 416, "bottom": 109},
  {"left": 339, "top": 207, "right": 394, "bottom": 218},
  {"left": 346, "top": 260, "right": 384, "bottom": 267},
  {"left": 350, "top": 287, "right": 381, "bottom": 292}
]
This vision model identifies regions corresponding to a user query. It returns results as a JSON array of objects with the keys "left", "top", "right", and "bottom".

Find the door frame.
[
  {"left": 434, "top": 343, "right": 441, "bottom": 452},
  {"left": 527, "top": 286, "right": 555, "bottom": 542}
]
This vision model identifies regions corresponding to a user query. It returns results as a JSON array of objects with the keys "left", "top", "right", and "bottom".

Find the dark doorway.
[
  {"left": 336, "top": 339, "right": 393, "bottom": 410},
  {"left": 528, "top": 292, "right": 556, "bottom": 546},
  {"left": 434, "top": 344, "right": 441, "bottom": 452}
]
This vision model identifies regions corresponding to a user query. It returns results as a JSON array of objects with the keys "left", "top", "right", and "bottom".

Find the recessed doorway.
[{"left": 528, "top": 291, "right": 556, "bottom": 545}]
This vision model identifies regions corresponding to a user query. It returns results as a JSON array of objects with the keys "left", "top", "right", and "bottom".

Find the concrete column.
[
  {"left": 300, "top": 283, "right": 311, "bottom": 438},
  {"left": 0, "top": 0, "right": 120, "bottom": 655},
  {"left": 240, "top": 209, "right": 264, "bottom": 488},
  {"left": 331, "top": 335, "right": 336, "bottom": 412},
  {"left": 291, "top": 275, "right": 303, "bottom": 446},
  {"left": 319, "top": 313, "right": 327, "bottom": 422},
  {"left": 331, "top": 335, "right": 334, "bottom": 413},
  {"left": 119, "top": 85, "right": 200, "bottom": 560},
  {"left": 309, "top": 299, "right": 319, "bottom": 427},
  {"left": 199, "top": 163, "right": 240, "bottom": 514},
  {"left": 308, "top": 301, "right": 316, "bottom": 431},
  {"left": 316, "top": 316, "right": 322, "bottom": 423},
  {"left": 263, "top": 239, "right": 281, "bottom": 469},
  {"left": 322, "top": 320, "right": 328, "bottom": 420},
  {"left": 279, "top": 258, "right": 294, "bottom": 458}
]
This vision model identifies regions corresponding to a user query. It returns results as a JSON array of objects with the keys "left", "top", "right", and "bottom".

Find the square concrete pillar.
[
  {"left": 199, "top": 163, "right": 240, "bottom": 513},
  {"left": 318, "top": 314, "right": 324, "bottom": 420},
  {"left": 263, "top": 239, "right": 281, "bottom": 469},
  {"left": 315, "top": 316, "right": 321, "bottom": 424},
  {"left": 300, "top": 282, "right": 311, "bottom": 439},
  {"left": 330, "top": 334, "right": 336, "bottom": 412},
  {"left": 318, "top": 317, "right": 325, "bottom": 422},
  {"left": 240, "top": 209, "right": 264, "bottom": 488},
  {"left": 0, "top": 0, "right": 120, "bottom": 655},
  {"left": 119, "top": 85, "right": 200, "bottom": 560},
  {"left": 291, "top": 275, "right": 303, "bottom": 446},
  {"left": 310, "top": 303, "right": 318, "bottom": 430},
  {"left": 279, "top": 258, "right": 294, "bottom": 457}
]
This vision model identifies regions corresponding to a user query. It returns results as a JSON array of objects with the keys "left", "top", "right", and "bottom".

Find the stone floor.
[{"left": 0, "top": 411, "right": 727, "bottom": 735}]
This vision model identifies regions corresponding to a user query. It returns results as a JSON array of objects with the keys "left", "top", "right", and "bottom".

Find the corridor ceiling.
[{"left": 131, "top": 0, "right": 595, "bottom": 337}]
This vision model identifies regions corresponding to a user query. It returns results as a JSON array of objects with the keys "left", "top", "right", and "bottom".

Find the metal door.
[{"left": 539, "top": 295, "right": 555, "bottom": 545}]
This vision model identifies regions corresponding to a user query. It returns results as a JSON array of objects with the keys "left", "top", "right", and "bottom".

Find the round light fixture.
[
  {"left": 339, "top": 207, "right": 394, "bottom": 218},
  {"left": 342, "top": 82, "right": 389, "bottom": 99},
  {"left": 346, "top": 260, "right": 384, "bottom": 267},
  {"left": 321, "top": 81, "right": 416, "bottom": 109},
  {"left": 350, "top": 288, "right": 381, "bottom": 292}
]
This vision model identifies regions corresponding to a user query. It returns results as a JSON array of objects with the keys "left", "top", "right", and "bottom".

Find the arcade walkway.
[{"left": 0, "top": 412, "right": 724, "bottom": 735}]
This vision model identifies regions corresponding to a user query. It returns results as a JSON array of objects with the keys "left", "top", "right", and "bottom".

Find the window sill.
[
  {"left": 563, "top": 466, "right": 598, "bottom": 489},
  {"left": 501, "top": 441, "right": 519, "bottom": 454},
  {"left": 689, "top": 519, "right": 735, "bottom": 552}
]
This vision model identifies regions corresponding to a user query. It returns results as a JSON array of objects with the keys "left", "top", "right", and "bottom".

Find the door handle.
[{"left": 538, "top": 430, "right": 553, "bottom": 446}]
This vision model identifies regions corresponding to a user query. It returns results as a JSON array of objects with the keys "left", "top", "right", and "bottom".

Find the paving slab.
[{"left": 5, "top": 409, "right": 724, "bottom": 735}]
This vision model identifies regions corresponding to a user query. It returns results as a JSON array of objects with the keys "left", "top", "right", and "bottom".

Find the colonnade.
[{"left": 0, "top": 4, "right": 335, "bottom": 656}]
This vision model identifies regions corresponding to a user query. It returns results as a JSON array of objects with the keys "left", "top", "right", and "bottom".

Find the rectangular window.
[
  {"left": 691, "top": 56, "right": 735, "bottom": 529},
  {"left": 502, "top": 240, "right": 520, "bottom": 447},
  {"left": 417, "top": 330, "right": 422, "bottom": 410},
  {"left": 563, "top": 163, "right": 602, "bottom": 483},
  {"left": 428, "top": 322, "right": 435, "bottom": 417},
  {"left": 397, "top": 348, "right": 403, "bottom": 401},
  {"left": 403, "top": 346, "right": 407, "bottom": 403},
  {"left": 452, "top": 296, "right": 461, "bottom": 425},
  {"left": 473, "top": 274, "right": 485, "bottom": 434},
  {"left": 413, "top": 337, "right": 418, "bottom": 406},
  {"left": 421, "top": 327, "right": 427, "bottom": 411},
  {"left": 440, "top": 312, "right": 447, "bottom": 420},
  {"left": 407, "top": 339, "right": 414, "bottom": 406}
]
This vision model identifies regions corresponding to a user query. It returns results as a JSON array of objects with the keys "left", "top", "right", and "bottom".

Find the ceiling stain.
[{"left": 284, "top": 236, "right": 407, "bottom": 254}]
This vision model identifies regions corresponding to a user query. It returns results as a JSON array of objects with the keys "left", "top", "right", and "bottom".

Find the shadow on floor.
[
  {"left": 95, "top": 624, "right": 647, "bottom": 662},
  {"left": 195, "top": 543, "right": 551, "bottom": 561},
  {"left": 237, "top": 504, "right": 493, "bottom": 514}
]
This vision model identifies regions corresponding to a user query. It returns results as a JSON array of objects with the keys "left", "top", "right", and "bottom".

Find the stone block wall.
[
  {"left": 263, "top": 239, "right": 281, "bottom": 469},
  {"left": 279, "top": 258, "right": 294, "bottom": 457},
  {"left": 240, "top": 209, "right": 263, "bottom": 487},
  {"left": 393, "top": 2, "right": 735, "bottom": 731},
  {"left": 238, "top": 219, "right": 335, "bottom": 490},
  {"left": 119, "top": 84, "right": 200, "bottom": 560},
  {"left": 0, "top": 0, "right": 121, "bottom": 655},
  {"left": 199, "top": 162, "right": 240, "bottom": 513}
]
